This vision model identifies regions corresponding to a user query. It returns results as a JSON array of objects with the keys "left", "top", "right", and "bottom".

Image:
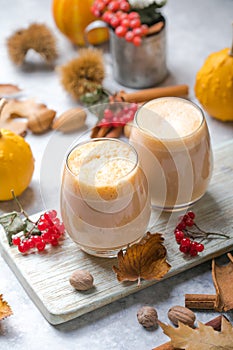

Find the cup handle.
[{"left": 84, "top": 20, "right": 109, "bottom": 47}]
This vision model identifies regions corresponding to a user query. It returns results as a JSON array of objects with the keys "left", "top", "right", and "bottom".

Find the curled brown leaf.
[{"left": 112, "top": 232, "right": 171, "bottom": 285}]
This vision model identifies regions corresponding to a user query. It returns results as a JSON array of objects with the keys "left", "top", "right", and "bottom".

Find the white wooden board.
[{"left": 0, "top": 141, "right": 233, "bottom": 325}]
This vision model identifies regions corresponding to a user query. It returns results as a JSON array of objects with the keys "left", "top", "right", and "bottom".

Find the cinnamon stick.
[
  {"left": 91, "top": 125, "right": 113, "bottom": 138},
  {"left": 119, "top": 85, "right": 189, "bottom": 103},
  {"left": 185, "top": 294, "right": 217, "bottom": 310},
  {"left": 105, "top": 126, "right": 123, "bottom": 138},
  {"left": 147, "top": 21, "right": 164, "bottom": 36},
  {"left": 152, "top": 315, "right": 223, "bottom": 350},
  {"left": 90, "top": 125, "right": 99, "bottom": 138},
  {"left": 97, "top": 126, "right": 112, "bottom": 137}
]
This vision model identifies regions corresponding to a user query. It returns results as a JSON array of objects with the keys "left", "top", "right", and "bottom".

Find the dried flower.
[
  {"left": 7, "top": 23, "right": 57, "bottom": 65},
  {"left": 59, "top": 48, "right": 105, "bottom": 100}
]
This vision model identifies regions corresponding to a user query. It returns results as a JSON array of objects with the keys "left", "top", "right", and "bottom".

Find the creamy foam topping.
[
  {"left": 68, "top": 140, "right": 137, "bottom": 187},
  {"left": 137, "top": 98, "right": 203, "bottom": 138}
]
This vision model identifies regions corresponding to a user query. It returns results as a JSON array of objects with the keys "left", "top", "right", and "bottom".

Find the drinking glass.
[
  {"left": 129, "top": 97, "right": 213, "bottom": 211},
  {"left": 60, "top": 138, "right": 151, "bottom": 257}
]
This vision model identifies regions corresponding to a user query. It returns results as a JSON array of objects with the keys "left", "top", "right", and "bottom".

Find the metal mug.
[{"left": 85, "top": 20, "right": 168, "bottom": 88}]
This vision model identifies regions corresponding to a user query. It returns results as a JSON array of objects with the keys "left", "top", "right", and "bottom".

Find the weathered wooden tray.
[{"left": 0, "top": 141, "right": 233, "bottom": 325}]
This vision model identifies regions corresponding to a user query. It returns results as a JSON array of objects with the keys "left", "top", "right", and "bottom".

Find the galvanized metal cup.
[{"left": 85, "top": 20, "right": 168, "bottom": 88}]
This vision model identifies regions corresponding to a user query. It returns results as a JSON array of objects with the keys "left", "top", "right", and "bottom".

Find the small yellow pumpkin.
[
  {"left": 0, "top": 129, "right": 34, "bottom": 201},
  {"left": 195, "top": 47, "right": 233, "bottom": 122},
  {"left": 52, "top": 0, "right": 109, "bottom": 46}
]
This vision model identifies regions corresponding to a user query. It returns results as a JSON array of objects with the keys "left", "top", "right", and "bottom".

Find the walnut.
[
  {"left": 168, "top": 305, "right": 196, "bottom": 327},
  {"left": 69, "top": 270, "right": 94, "bottom": 291},
  {"left": 137, "top": 306, "right": 158, "bottom": 329}
]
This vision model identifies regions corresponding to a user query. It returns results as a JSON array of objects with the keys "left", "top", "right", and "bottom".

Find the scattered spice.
[
  {"left": 112, "top": 232, "right": 171, "bottom": 285},
  {"left": 167, "top": 305, "right": 196, "bottom": 327},
  {"left": 7, "top": 23, "right": 57, "bottom": 66},
  {"left": 137, "top": 306, "right": 158, "bottom": 329},
  {"left": 69, "top": 270, "right": 94, "bottom": 291}
]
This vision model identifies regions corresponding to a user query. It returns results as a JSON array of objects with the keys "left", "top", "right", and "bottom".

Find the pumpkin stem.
[{"left": 229, "top": 22, "right": 233, "bottom": 56}]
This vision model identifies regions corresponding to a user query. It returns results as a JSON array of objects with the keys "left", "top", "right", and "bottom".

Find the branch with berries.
[
  {"left": 173, "top": 211, "right": 229, "bottom": 257},
  {"left": 91, "top": 0, "right": 166, "bottom": 46},
  {"left": 0, "top": 192, "right": 65, "bottom": 254},
  {"left": 90, "top": 101, "right": 138, "bottom": 138}
]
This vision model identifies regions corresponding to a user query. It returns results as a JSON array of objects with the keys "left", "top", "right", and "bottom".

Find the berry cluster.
[
  {"left": 12, "top": 210, "right": 65, "bottom": 254},
  {"left": 174, "top": 210, "right": 229, "bottom": 257},
  {"left": 174, "top": 211, "right": 205, "bottom": 257},
  {"left": 91, "top": 0, "right": 149, "bottom": 46},
  {"left": 98, "top": 103, "right": 138, "bottom": 127}
]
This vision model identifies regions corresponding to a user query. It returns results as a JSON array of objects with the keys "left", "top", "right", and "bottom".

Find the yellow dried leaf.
[
  {"left": 112, "top": 232, "right": 171, "bottom": 284},
  {"left": 159, "top": 317, "right": 233, "bottom": 350},
  {"left": 0, "top": 294, "right": 13, "bottom": 320}
]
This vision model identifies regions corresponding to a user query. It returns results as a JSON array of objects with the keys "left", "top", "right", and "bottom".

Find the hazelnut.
[
  {"left": 69, "top": 269, "right": 94, "bottom": 291},
  {"left": 168, "top": 305, "right": 196, "bottom": 327},
  {"left": 137, "top": 306, "right": 158, "bottom": 329}
]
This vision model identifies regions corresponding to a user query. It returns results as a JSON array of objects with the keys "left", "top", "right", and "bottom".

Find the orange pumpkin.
[{"left": 52, "top": 0, "right": 109, "bottom": 46}]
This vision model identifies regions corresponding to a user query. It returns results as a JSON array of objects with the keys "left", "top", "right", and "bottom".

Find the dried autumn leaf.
[
  {"left": 0, "top": 294, "right": 13, "bottom": 320},
  {"left": 159, "top": 317, "right": 233, "bottom": 350},
  {"left": 0, "top": 84, "right": 22, "bottom": 97},
  {"left": 213, "top": 253, "right": 233, "bottom": 312},
  {"left": 112, "top": 232, "right": 171, "bottom": 284}
]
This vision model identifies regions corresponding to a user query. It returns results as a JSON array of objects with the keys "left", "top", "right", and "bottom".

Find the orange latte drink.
[
  {"left": 61, "top": 138, "right": 151, "bottom": 257},
  {"left": 130, "top": 97, "right": 213, "bottom": 210}
]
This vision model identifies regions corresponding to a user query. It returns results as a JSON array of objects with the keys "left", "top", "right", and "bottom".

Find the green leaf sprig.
[{"left": 0, "top": 191, "right": 41, "bottom": 245}]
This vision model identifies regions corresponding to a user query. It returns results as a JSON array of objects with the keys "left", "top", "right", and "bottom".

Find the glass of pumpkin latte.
[
  {"left": 60, "top": 138, "right": 151, "bottom": 257},
  {"left": 130, "top": 97, "right": 213, "bottom": 211}
]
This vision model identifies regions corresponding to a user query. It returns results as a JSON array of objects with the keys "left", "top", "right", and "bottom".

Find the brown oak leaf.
[
  {"left": 159, "top": 317, "right": 233, "bottom": 350},
  {"left": 112, "top": 232, "right": 171, "bottom": 285},
  {"left": 0, "top": 294, "right": 13, "bottom": 320}
]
